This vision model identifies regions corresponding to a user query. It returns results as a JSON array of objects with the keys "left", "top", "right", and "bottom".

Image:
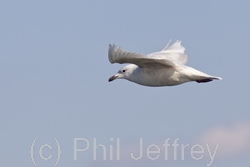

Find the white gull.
[{"left": 108, "top": 40, "right": 222, "bottom": 87}]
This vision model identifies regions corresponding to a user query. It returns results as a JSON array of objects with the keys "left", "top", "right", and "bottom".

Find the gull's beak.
[
  {"left": 108, "top": 75, "right": 118, "bottom": 82},
  {"left": 109, "top": 73, "right": 121, "bottom": 82}
]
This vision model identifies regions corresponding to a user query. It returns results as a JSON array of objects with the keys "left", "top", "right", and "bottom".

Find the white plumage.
[{"left": 108, "top": 40, "right": 222, "bottom": 87}]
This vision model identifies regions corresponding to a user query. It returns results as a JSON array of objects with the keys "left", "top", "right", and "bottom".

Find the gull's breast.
[{"left": 132, "top": 67, "right": 188, "bottom": 87}]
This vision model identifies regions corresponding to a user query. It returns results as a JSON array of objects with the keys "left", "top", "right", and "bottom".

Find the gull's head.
[{"left": 108, "top": 64, "right": 137, "bottom": 82}]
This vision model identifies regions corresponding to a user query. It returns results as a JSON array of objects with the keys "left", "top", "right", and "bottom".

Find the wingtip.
[
  {"left": 108, "top": 44, "right": 120, "bottom": 64},
  {"left": 162, "top": 39, "right": 172, "bottom": 51},
  {"left": 109, "top": 44, "right": 115, "bottom": 48},
  {"left": 109, "top": 44, "right": 119, "bottom": 49},
  {"left": 176, "top": 40, "right": 182, "bottom": 44}
]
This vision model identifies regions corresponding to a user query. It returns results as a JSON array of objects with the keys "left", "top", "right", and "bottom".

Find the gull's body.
[{"left": 108, "top": 40, "right": 221, "bottom": 87}]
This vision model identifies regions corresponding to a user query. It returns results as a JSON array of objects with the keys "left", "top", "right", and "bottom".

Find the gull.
[{"left": 108, "top": 40, "right": 222, "bottom": 87}]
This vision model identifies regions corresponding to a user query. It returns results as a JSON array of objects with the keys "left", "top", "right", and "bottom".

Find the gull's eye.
[{"left": 122, "top": 70, "right": 126, "bottom": 72}]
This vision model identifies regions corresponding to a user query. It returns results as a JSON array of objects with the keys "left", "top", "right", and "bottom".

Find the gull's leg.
[{"left": 196, "top": 78, "right": 213, "bottom": 83}]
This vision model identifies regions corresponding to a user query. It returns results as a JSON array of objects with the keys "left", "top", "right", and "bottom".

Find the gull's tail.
[
  {"left": 183, "top": 66, "right": 222, "bottom": 83},
  {"left": 196, "top": 76, "right": 222, "bottom": 83}
]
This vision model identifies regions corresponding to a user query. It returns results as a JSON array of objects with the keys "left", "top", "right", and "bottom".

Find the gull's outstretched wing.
[
  {"left": 108, "top": 44, "right": 175, "bottom": 68},
  {"left": 147, "top": 40, "right": 188, "bottom": 65}
]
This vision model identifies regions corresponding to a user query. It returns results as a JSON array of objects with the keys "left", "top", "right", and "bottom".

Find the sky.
[{"left": 0, "top": 1, "right": 250, "bottom": 167}]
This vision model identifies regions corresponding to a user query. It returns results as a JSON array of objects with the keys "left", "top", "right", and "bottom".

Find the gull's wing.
[
  {"left": 147, "top": 40, "right": 188, "bottom": 65},
  {"left": 108, "top": 44, "right": 175, "bottom": 68}
]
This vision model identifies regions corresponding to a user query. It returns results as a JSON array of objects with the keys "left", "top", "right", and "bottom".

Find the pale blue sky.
[{"left": 0, "top": 1, "right": 250, "bottom": 167}]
